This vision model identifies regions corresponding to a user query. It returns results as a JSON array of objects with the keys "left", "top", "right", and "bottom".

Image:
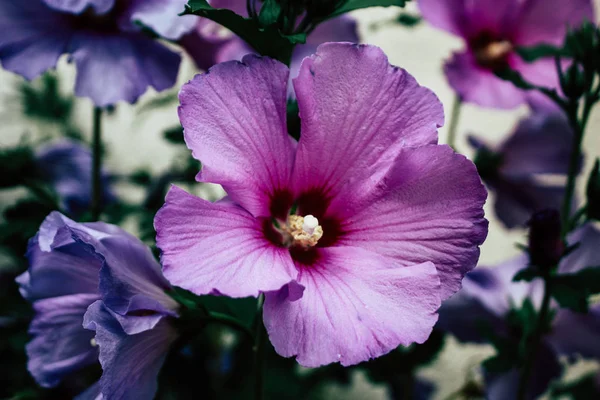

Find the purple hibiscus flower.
[
  {"left": 17, "top": 210, "right": 179, "bottom": 398},
  {"left": 179, "top": 0, "right": 359, "bottom": 94},
  {"left": 155, "top": 43, "right": 488, "bottom": 367},
  {"left": 438, "top": 224, "right": 600, "bottom": 400},
  {"left": 15, "top": 211, "right": 120, "bottom": 388},
  {"left": 76, "top": 217, "right": 179, "bottom": 400},
  {"left": 418, "top": 0, "right": 594, "bottom": 109},
  {"left": 0, "top": 0, "right": 196, "bottom": 106},
  {"left": 469, "top": 113, "right": 578, "bottom": 229},
  {"left": 35, "top": 139, "right": 115, "bottom": 217}
]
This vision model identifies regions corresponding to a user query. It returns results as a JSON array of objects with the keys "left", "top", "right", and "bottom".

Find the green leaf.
[
  {"left": 396, "top": 13, "right": 422, "bottom": 27},
  {"left": 513, "top": 266, "right": 541, "bottom": 282},
  {"left": 163, "top": 126, "right": 185, "bottom": 145},
  {"left": 552, "top": 266, "right": 600, "bottom": 312},
  {"left": 185, "top": 0, "right": 306, "bottom": 65},
  {"left": 286, "top": 100, "right": 301, "bottom": 140},
  {"left": 0, "top": 146, "right": 37, "bottom": 188},
  {"left": 515, "top": 43, "right": 570, "bottom": 62},
  {"left": 329, "top": 0, "right": 408, "bottom": 19},
  {"left": 258, "top": 0, "right": 282, "bottom": 27}
]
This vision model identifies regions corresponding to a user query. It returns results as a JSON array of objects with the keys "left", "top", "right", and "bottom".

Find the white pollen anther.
[
  {"left": 90, "top": 338, "right": 97, "bottom": 347},
  {"left": 302, "top": 215, "right": 319, "bottom": 235}
]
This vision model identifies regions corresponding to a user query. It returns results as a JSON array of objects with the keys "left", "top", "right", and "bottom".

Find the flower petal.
[
  {"left": 35, "top": 140, "right": 115, "bottom": 217},
  {"left": 499, "top": 114, "right": 575, "bottom": 178},
  {"left": 18, "top": 237, "right": 101, "bottom": 301},
  {"left": 437, "top": 268, "right": 509, "bottom": 343},
  {"left": 178, "top": 55, "right": 295, "bottom": 217},
  {"left": 68, "top": 226, "right": 179, "bottom": 331},
  {"left": 419, "top": 0, "right": 520, "bottom": 38},
  {"left": 338, "top": 145, "right": 487, "bottom": 300},
  {"left": 492, "top": 178, "right": 565, "bottom": 229},
  {"left": 43, "top": 0, "right": 114, "bottom": 14},
  {"left": 26, "top": 294, "right": 100, "bottom": 387},
  {"left": 513, "top": 0, "right": 594, "bottom": 46},
  {"left": 155, "top": 186, "right": 297, "bottom": 297},
  {"left": 70, "top": 32, "right": 180, "bottom": 106},
  {"left": 84, "top": 301, "right": 177, "bottom": 400},
  {"left": 122, "top": 0, "right": 198, "bottom": 40},
  {"left": 444, "top": 50, "right": 526, "bottom": 109},
  {"left": 560, "top": 224, "right": 600, "bottom": 274},
  {"left": 0, "top": 0, "right": 72, "bottom": 80},
  {"left": 548, "top": 305, "right": 600, "bottom": 360},
  {"left": 292, "top": 43, "right": 443, "bottom": 200},
  {"left": 264, "top": 246, "right": 441, "bottom": 367}
]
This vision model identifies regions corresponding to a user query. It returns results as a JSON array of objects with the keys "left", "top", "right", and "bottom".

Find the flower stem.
[
  {"left": 447, "top": 95, "right": 462, "bottom": 150},
  {"left": 254, "top": 294, "right": 266, "bottom": 400},
  {"left": 517, "top": 276, "right": 552, "bottom": 400},
  {"left": 91, "top": 107, "right": 103, "bottom": 220}
]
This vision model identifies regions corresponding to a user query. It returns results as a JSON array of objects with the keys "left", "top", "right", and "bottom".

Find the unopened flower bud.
[
  {"left": 528, "top": 209, "right": 564, "bottom": 269},
  {"left": 561, "top": 63, "right": 587, "bottom": 100}
]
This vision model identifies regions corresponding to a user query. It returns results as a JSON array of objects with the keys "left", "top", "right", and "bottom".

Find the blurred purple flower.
[
  {"left": 79, "top": 217, "right": 179, "bottom": 400},
  {"left": 179, "top": 0, "right": 359, "bottom": 95},
  {"left": 15, "top": 211, "right": 125, "bottom": 388},
  {"left": 438, "top": 224, "right": 600, "bottom": 400},
  {"left": 419, "top": 0, "right": 594, "bottom": 110},
  {"left": 0, "top": 0, "right": 196, "bottom": 106},
  {"left": 35, "top": 139, "right": 115, "bottom": 217},
  {"left": 155, "top": 43, "right": 488, "bottom": 367},
  {"left": 17, "top": 210, "right": 179, "bottom": 398},
  {"left": 469, "top": 113, "right": 579, "bottom": 229}
]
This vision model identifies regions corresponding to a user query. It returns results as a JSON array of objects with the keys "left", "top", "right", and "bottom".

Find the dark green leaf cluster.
[{"left": 184, "top": 0, "right": 408, "bottom": 65}]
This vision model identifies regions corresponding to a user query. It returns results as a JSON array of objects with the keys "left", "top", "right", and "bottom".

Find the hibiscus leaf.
[
  {"left": 184, "top": 0, "right": 305, "bottom": 65},
  {"left": 551, "top": 267, "right": 600, "bottom": 313}
]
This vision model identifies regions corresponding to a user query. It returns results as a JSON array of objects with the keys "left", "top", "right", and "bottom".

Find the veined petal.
[
  {"left": 513, "top": 0, "right": 594, "bottom": 46},
  {"left": 155, "top": 186, "right": 297, "bottom": 297},
  {"left": 292, "top": 43, "right": 443, "bottom": 200},
  {"left": 264, "top": 247, "right": 441, "bottom": 367},
  {"left": 70, "top": 32, "right": 180, "bottom": 107},
  {"left": 43, "top": 0, "right": 114, "bottom": 14},
  {"left": 27, "top": 294, "right": 100, "bottom": 387},
  {"left": 0, "top": 0, "right": 72, "bottom": 80},
  {"left": 338, "top": 145, "right": 487, "bottom": 300},
  {"left": 178, "top": 55, "right": 295, "bottom": 217},
  {"left": 84, "top": 301, "right": 177, "bottom": 400}
]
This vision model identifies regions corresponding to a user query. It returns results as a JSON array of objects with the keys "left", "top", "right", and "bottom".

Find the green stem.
[
  {"left": 446, "top": 95, "right": 462, "bottom": 150},
  {"left": 91, "top": 107, "right": 103, "bottom": 220},
  {"left": 560, "top": 104, "right": 585, "bottom": 237},
  {"left": 254, "top": 294, "right": 266, "bottom": 400},
  {"left": 517, "top": 276, "right": 552, "bottom": 400}
]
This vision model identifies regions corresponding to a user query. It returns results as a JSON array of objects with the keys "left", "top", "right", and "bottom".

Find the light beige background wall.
[{"left": 0, "top": 1, "right": 599, "bottom": 399}]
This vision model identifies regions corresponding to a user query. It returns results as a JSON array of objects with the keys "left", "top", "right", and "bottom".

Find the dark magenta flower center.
[
  {"left": 264, "top": 189, "right": 344, "bottom": 265},
  {"left": 470, "top": 31, "right": 513, "bottom": 70}
]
